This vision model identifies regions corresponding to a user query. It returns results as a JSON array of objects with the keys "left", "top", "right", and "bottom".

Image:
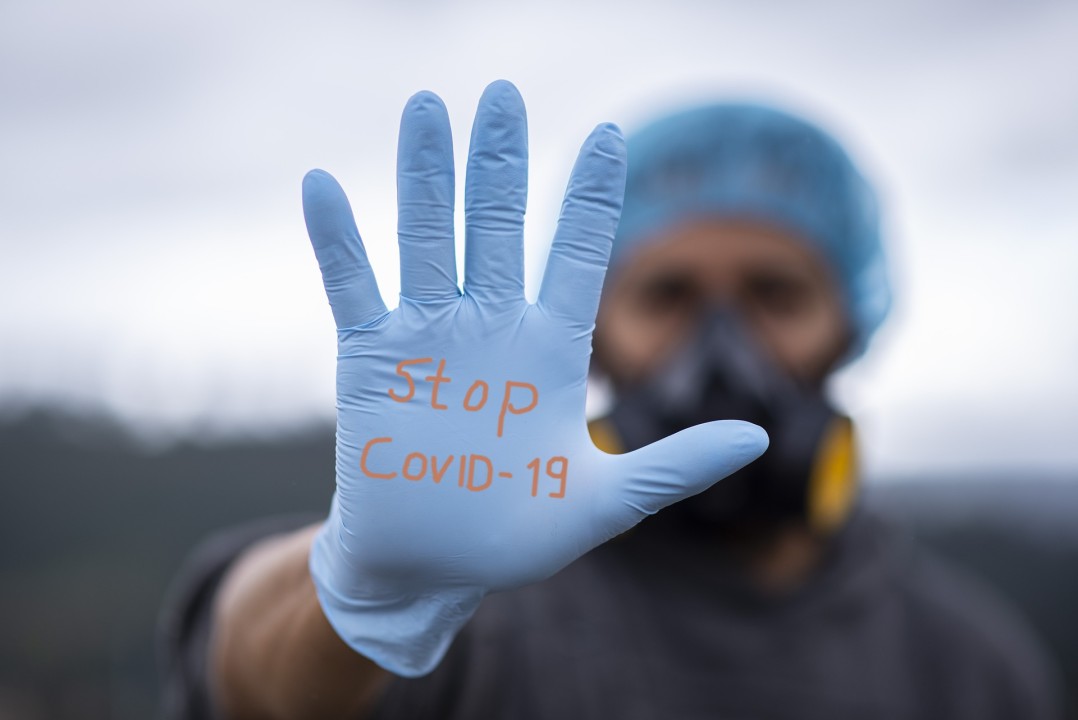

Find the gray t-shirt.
[{"left": 158, "top": 508, "right": 1060, "bottom": 719}]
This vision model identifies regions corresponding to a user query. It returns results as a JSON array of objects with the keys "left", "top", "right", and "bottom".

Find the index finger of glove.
[
  {"left": 537, "top": 123, "right": 626, "bottom": 330},
  {"left": 303, "top": 169, "right": 388, "bottom": 329}
]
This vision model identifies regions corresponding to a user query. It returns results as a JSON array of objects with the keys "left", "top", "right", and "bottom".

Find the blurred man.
[{"left": 160, "top": 82, "right": 1059, "bottom": 719}]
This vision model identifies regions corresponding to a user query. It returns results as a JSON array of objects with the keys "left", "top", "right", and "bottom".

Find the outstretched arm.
[
  {"left": 210, "top": 523, "right": 389, "bottom": 719},
  {"left": 206, "top": 79, "right": 768, "bottom": 719}
]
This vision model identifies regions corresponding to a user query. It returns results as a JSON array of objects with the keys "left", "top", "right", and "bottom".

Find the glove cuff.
[{"left": 308, "top": 505, "right": 484, "bottom": 678}]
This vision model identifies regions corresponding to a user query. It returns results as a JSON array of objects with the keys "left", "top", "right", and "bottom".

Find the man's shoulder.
[
  {"left": 896, "top": 540, "right": 1029, "bottom": 650},
  {"left": 863, "top": 513, "right": 1061, "bottom": 715}
]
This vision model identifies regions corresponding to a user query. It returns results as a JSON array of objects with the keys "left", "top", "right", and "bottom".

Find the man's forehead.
[{"left": 609, "top": 216, "right": 837, "bottom": 288}]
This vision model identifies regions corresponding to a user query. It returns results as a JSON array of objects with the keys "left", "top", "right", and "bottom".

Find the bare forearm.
[{"left": 210, "top": 523, "right": 390, "bottom": 720}]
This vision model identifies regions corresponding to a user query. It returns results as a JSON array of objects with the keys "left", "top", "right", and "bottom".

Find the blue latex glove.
[{"left": 305, "top": 80, "right": 769, "bottom": 677}]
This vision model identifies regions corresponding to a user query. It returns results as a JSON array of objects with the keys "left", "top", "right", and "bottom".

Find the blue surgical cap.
[{"left": 613, "top": 102, "right": 892, "bottom": 361}]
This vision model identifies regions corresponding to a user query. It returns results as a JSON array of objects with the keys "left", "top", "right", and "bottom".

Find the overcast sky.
[{"left": 1, "top": 0, "right": 1076, "bottom": 480}]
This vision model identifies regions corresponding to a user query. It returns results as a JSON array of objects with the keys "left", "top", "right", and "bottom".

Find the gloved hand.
[{"left": 305, "top": 80, "right": 769, "bottom": 677}]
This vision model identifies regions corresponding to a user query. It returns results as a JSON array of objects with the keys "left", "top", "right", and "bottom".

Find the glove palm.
[{"left": 304, "top": 81, "right": 768, "bottom": 677}]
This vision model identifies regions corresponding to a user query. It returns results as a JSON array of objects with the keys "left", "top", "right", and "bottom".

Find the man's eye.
[
  {"left": 637, "top": 275, "right": 698, "bottom": 314},
  {"left": 746, "top": 274, "right": 811, "bottom": 316}
]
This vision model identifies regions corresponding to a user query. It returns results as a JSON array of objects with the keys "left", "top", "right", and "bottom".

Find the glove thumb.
[{"left": 596, "top": 420, "right": 769, "bottom": 535}]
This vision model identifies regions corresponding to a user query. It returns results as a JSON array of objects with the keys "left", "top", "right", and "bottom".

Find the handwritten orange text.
[
  {"left": 359, "top": 436, "right": 568, "bottom": 499},
  {"left": 387, "top": 358, "right": 539, "bottom": 438}
]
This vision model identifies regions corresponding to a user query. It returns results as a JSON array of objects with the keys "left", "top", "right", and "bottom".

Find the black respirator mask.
[{"left": 600, "top": 311, "right": 858, "bottom": 534}]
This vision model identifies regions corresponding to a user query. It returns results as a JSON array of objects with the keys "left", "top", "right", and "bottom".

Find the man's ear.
[
  {"left": 589, "top": 286, "right": 617, "bottom": 376},
  {"left": 589, "top": 297, "right": 629, "bottom": 389},
  {"left": 590, "top": 323, "right": 610, "bottom": 377},
  {"left": 813, "top": 324, "right": 856, "bottom": 388}
]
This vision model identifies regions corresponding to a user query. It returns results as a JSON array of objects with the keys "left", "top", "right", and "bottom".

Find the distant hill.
[{"left": 1, "top": 407, "right": 1075, "bottom": 719}]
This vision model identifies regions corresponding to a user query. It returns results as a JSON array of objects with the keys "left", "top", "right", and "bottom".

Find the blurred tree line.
[{"left": 1, "top": 408, "right": 1075, "bottom": 719}]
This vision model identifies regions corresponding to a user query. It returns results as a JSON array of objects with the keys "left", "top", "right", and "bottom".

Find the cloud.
[{"left": 1, "top": 0, "right": 1076, "bottom": 475}]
